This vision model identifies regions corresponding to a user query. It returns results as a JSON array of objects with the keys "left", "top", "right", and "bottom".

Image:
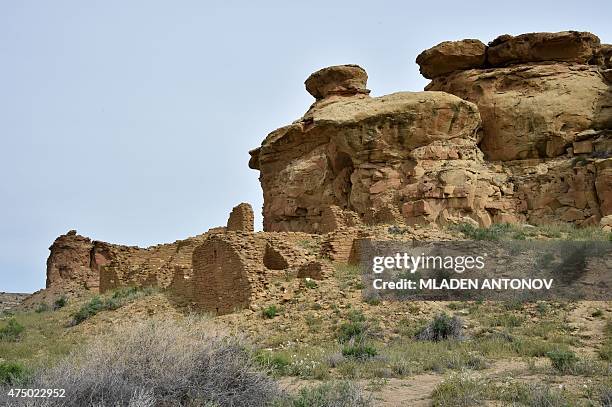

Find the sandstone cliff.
[{"left": 250, "top": 31, "right": 611, "bottom": 230}]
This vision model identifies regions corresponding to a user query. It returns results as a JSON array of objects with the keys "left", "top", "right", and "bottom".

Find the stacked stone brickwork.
[
  {"left": 227, "top": 202, "right": 255, "bottom": 232},
  {"left": 168, "top": 231, "right": 317, "bottom": 314}
]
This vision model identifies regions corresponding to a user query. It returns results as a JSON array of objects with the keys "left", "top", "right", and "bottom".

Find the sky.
[{"left": 1, "top": 0, "right": 611, "bottom": 293}]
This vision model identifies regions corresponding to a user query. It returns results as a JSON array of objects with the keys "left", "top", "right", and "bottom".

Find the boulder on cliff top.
[
  {"left": 487, "top": 31, "right": 600, "bottom": 66},
  {"left": 415, "top": 39, "right": 487, "bottom": 79},
  {"left": 304, "top": 64, "right": 369, "bottom": 100}
]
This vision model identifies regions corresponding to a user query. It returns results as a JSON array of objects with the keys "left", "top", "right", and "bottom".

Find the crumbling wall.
[{"left": 227, "top": 202, "right": 254, "bottom": 232}]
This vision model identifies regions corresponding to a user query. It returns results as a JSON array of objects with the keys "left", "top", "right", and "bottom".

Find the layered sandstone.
[
  {"left": 416, "top": 30, "right": 611, "bottom": 226},
  {"left": 250, "top": 64, "right": 519, "bottom": 232}
]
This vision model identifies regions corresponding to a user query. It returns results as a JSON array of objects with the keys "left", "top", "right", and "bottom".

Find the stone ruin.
[{"left": 37, "top": 31, "right": 612, "bottom": 314}]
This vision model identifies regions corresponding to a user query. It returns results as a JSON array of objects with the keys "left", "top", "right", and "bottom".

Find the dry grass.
[{"left": 0, "top": 316, "right": 282, "bottom": 407}]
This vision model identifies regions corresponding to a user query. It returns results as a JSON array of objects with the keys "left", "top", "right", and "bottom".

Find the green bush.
[
  {"left": 70, "top": 296, "right": 106, "bottom": 325},
  {"left": 35, "top": 303, "right": 49, "bottom": 313},
  {"left": 262, "top": 305, "right": 279, "bottom": 319},
  {"left": 0, "top": 362, "right": 27, "bottom": 385},
  {"left": 256, "top": 351, "right": 291, "bottom": 373},
  {"left": 546, "top": 349, "right": 578, "bottom": 372},
  {"left": 0, "top": 319, "right": 25, "bottom": 342},
  {"left": 454, "top": 223, "right": 513, "bottom": 241},
  {"left": 53, "top": 296, "right": 67, "bottom": 310},
  {"left": 416, "top": 313, "right": 463, "bottom": 341},
  {"left": 341, "top": 344, "right": 377, "bottom": 359},
  {"left": 337, "top": 321, "right": 366, "bottom": 343},
  {"left": 337, "top": 311, "right": 368, "bottom": 343},
  {"left": 284, "top": 381, "right": 371, "bottom": 407},
  {"left": 303, "top": 279, "right": 318, "bottom": 289}
]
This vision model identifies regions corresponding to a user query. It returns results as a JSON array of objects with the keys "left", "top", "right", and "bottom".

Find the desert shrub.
[
  {"left": 546, "top": 349, "right": 578, "bottom": 372},
  {"left": 2, "top": 317, "right": 281, "bottom": 407},
  {"left": 0, "top": 361, "right": 27, "bottom": 385},
  {"left": 362, "top": 290, "right": 381, "bottom": 306},
  {"left": 341, "top": 344, "right": 377, "bottom": 359},
  {"left": 338, "top": 320, "right": 366, "bottom": 343},
  {"left": 431, "top": 374, "right": 485, "bottom": 406},
  {"left": 53, "top": 296, "right": 67, "bottom": 310},
  {"left": 283, "top": 381, "right": 372, "bottom": 407},
  {"left": 497, "top": 382, "right": 572, "bottom": 406},
  {"left": 432, "top": 375, "right": 573, "bottom": 407},
  {"left": 454, "top": 222, "right": 513, "bottom": 241},
  {"left": 255, "top": 350, "right": 291, "bottom": 374},
  {"left": 416, "top": 314, "right": 463, "bottom": 341},
  {"left": 337, "top": 310, "right": 368, "bottom": 343},
  {"left": 0, "top": 318, "right": 25, "bottom": 342},
  {"left": 70, "top": 296, "right": 106, "bottom": 325},
  {"left": 489, "top": 312, "right": 524, "bottom": 327},
  {"left": 35, "top": 303, "right": 49, "bottom": 313},
  {"left": 303, "top": 278, "right": 318, "bottom": 289},
  {"left": 262, "top": 305, "right": 280, "bottom": 319},
  {"left": 601, "top": 386, "right": 612, "bottom": 407},
  {"left": 601, "top": 320, "right": 612, "bottom": 361}
]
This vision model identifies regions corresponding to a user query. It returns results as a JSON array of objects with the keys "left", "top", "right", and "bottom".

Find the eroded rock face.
[
  {"left": 250, "top": 66, "right": 518, "bottom": 232},
  {"left": 427, "top": 64, "right": 611, "bottom": 160},
  {"left": 416, "top": 30, "right": 612, "bottom": 224},
  {"left": 419, "top": 31, "right": 612, "bottom": 161},
  {"left": 46, "top": 231, "right": 97, "bottom": 291},
  {"left": 416, "top": 39, "right": 486, "bottom": 79},
  {"left": 487, "top": 31, "right": 600, "bottom": 66}
]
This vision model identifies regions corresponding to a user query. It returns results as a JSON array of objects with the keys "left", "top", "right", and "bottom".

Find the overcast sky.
[{"left": 1, "top": 0, "right": 610, "bottom": 292}]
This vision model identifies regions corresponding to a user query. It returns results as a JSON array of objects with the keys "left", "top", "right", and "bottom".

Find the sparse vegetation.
[
  {"left": 70, "top": 287, "right": 154, "bottom": 325},
  {"left": 53, "top": 296, "right": 67, "bottom": 310},
  {"left": 0, "top": 318, "right": 25, "bottom": 342},
  {"left": 453, "top": 222, "right": 612, "bottom": 241},
  {"left": 431, "top": 374, "right": 575, "bottom": 407},
  {"left": 303, "top": 278, "right": 318, "bottom": 289},
  {"left": 341, "top": 343, "right": 377, "bottom": 359},
  {"left": 34, "top": 303, "right": 49, "bottom": 313},
  {"left": 600, "top": 320, "right": 612, "bottom": 361},
  {"left": 279, "top": 381, "right": 372, "bottom": 407}
]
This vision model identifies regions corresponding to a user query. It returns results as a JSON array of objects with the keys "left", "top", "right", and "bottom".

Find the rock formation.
[
  {"left": 418, "top": 30, "right": 611, "bottom": 226},
  {"left": 33, "top": 30, "right": 612, "bottom": 315},
  {"left": 248, "top": 31, "right": 611, "bottom": 230},
  {"left": 250, "top": 64, "right": 519, "bottom": 232}
]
